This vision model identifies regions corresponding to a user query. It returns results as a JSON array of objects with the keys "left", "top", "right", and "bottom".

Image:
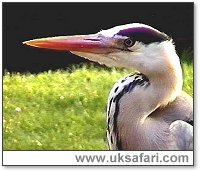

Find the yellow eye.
[{"left": 124, "top": 38, "right": 134, "bottom": 47}]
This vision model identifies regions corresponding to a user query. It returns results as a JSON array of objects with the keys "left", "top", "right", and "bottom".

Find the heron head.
[{"left": 23, "top": 23, "right": 179, "bottom": 75}]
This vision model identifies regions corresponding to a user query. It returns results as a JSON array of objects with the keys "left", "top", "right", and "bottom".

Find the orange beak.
[{"left": 23, "top": 34, "right": 122, "bottom": 54}]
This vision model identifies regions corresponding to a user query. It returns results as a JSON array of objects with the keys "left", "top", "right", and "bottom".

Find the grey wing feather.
[
  {"left": 169, "top": 120, "right": 193, "bottom": 150},
  {"left": 164, "top": 91, "right": 193, "bottom": 150},
  {"left": 150, "top": 91, "right": 193, "bottom": 150}
]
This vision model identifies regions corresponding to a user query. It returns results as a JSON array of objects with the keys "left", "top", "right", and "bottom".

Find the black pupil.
[{"left": 124, "top": 38, "right": 134, "bottom": 47}]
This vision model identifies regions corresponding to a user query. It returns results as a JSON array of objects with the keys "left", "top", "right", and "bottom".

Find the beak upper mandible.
[{"left": 23, "top": 34, "right": 120, "bottom": 54}]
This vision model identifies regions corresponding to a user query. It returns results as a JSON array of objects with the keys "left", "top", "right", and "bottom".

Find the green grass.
[{"left": 3, "top": 58, "right": 193, "bottom": 150}]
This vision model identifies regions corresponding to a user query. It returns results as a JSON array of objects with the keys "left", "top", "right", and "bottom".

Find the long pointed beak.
[{"left": 23, "top": 34, "right": 121, "bottom": 54}]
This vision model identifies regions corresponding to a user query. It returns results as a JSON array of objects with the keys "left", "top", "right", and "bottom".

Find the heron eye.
[{"left": 124, "top": 38, "right": 134, "bottom": 47}]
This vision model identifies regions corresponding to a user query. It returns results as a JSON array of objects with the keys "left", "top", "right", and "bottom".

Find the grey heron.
[{"left": 23, "top": 23, "right": 193, "bottom": 150}]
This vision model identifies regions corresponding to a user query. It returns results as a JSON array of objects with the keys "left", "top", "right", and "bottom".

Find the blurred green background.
[{"left": 3, "top": 50, "right": 193, "bottom": 150}]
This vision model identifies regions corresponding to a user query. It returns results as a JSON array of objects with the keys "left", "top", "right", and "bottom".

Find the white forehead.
[{"left": 99, "top": 23, "right": 160, "bottom": 37}]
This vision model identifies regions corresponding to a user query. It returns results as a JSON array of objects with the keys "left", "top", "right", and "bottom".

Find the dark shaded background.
[{"left": 3, "top": 2, "right": 193, "bottom": 73}]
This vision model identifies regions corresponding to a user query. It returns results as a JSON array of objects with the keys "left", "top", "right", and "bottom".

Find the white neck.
[
  {"left": 131, "top": 41, "right": 183, "bottom": 106},
  {"left": 147, "top": 41, "right": 183, "bottom": 106}
]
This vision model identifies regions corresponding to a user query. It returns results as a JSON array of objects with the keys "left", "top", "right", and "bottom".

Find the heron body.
[
  {"left": 24, "top": 23, "right": 193, "bottom": 150},
  {"left": 107, "top": 76, "right": 192, "bottom": 150}
]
